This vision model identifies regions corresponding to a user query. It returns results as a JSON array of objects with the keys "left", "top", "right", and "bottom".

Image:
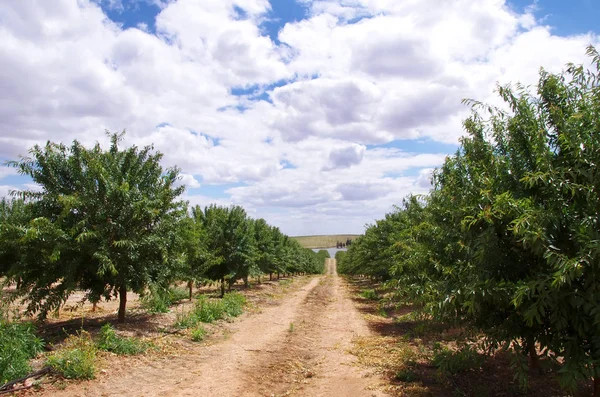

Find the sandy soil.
[{"left": 36, "top": 260, "right": 387, "bottom": 397}]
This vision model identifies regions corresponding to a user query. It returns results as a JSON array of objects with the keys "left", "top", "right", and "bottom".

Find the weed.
[
  {"left": 47, "top": 331, "right": 97, "bottom": 380},
  {"left": 174, "top": 310, "right": 196, "bottom": 329},
  {"left": 174, "top": 292, "right": 245, "bottom": 329},
  {"left": 376, "top": 304, "right": 388, "bottom": 317},
  {"left": 289, "top": 322, "right": 295, "bottom": 332},
  {"left": 360, "top": 289, "right": 378, "bottom": 300},
  {"left": 395, "top": 369, "right": 417, "bottom": 382},
  {"left": 194, "top": 296, "right": 226, "bottom": 322},
  {"left": 222, "top": 292, "right": 245, "bottom": 317},
  {"left": 141, "top": 285, "right": 189, "bottom": 313},
  {"left": 432, "top": 344, "right": 485, "bottom": 375},
  {"left": 97, "top": 324, "right": 150, "bottom": 355},
  {"left": 190, "top": 325, "right": 206, "bottom": 342},
  {"left": 0, "top": 318, "right": 44, "bottom": 384}
]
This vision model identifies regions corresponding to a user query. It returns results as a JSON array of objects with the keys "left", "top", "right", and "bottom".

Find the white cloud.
[
  {"left": 177, "top": 173, "right": 201, "bottom": 188},
  {"left": 0, "top": 0, "right": 598, "bottom": 235}
]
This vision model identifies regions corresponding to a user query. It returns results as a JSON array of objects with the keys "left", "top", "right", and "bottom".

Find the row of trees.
[
  {"left": 0, "top": 132, "right": 324, "bottom": 323},
  {"left": 339, "top": 46, "right": 600, "bottom": 393}
]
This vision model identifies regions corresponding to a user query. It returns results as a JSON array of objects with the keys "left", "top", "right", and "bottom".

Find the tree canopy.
[
  {"left": 4, "top": 132, "right": 186, "bottom": 322},
  {"left": 338, "top": 46, "right": 600, "bottom": 393}
]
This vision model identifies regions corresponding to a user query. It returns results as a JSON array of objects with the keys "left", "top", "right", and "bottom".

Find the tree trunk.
[
  {"left": 188, "top": 280, "right": 193, "bottom": 301},
  {"left": 269, "top": 272, "right": 272, "bottom": 281},
  {"left": 244, "top": 275, "right": 249, "bottom": 288},
  {"left": 220, "top": 277, "right": 225, "bottom": 298},
  {"left": 118, "top": 285, "right": 127, "bottom": 323},
  {"left": 92, "top": 302, "right": 97, "bottom": 312},
  {"left": 595, "top": 375, "right": 600, "bottom": 397},
  {"left": 526, "top": 336, "right": 540, "bottom": 371},
  {"left": 277, "top": 271, "right": 280, "bottom": 280}
]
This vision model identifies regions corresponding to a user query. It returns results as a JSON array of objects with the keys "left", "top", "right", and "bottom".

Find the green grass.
[
  {"left": 291, "top": 234, "right": 361, "bottom": 249},
  {"left": 395, "top": 369, "right": 417, "bottom": 382},
  {"left": 360, "top": 289, "right": 378, "bottom": 300},
  {"left": 432, "top": 343, "right": 485, "bottom": 375},
  {"left": 97, "top": 324, "right": 151, "bottom": 355},
  {"left": 0, "top": 319, "right": 44, "bottom": 384},
  {"left": 190, "top": 325, "right": 206, "bottom": 342},
  {"left": 47, "top": 331, "right": 97, "bottom": 380},
  {"left": 140, "top": 286, "right": 189, "bottom": 313},
  {"left": 175, "top": 292, "right": 246, "bottom": 331}
]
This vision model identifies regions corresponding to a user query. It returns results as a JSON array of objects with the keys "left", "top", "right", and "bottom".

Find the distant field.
[{"left": 292, "top": 234, "right": 361, "bottom": 249}]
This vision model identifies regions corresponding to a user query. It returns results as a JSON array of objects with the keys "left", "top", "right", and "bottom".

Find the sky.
[{"left": 0, "top": 0, "right": 599, "bottom": 236}]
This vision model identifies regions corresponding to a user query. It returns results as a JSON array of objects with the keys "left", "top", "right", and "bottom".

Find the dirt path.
[{"left": 43, "top": 261, "right": 386, "bottom": 397}]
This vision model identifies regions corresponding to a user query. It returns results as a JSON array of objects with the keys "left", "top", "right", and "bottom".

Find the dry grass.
[{"left": 291, "top": 234, "right": 361, "bottom": 249}]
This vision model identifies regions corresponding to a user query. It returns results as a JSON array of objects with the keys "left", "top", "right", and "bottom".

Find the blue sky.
[
  {"left": 102, "top": 0, "right": 600, "bottom": 38},
  {"left": 1, "top": 0, "right": 599, "bottom": 235}
]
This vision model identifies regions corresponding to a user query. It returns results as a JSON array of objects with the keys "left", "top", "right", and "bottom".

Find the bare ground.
[{"left": 34, "top": 260, "right": 387, "bottom": 397}]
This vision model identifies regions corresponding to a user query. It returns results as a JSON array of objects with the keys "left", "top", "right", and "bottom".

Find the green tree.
[
  {"left": 5, "top": 132, "right": 186, "bottom": 322},
  {"left": 195, "top": 204, "right": 253, "bottom": 296}
]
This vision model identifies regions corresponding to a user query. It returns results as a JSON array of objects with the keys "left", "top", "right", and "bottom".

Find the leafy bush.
[
  {"left": 190, "top": 325, "right": 206, "bottom": 342},
  {"left": 360, "top": 289, "right": 378, "bottom": 300},
  {"left": 174, "top": 310, "right": 196, "bottom": 329},
  {"left": 47, "top": 331, "right": 96, "bottom": 380},
  {"left": 194, "top": 296, "right": 226, "bottom": 323},
  {"left": 222, "top": 292, "right": 245, "bottom": 317},
  {"left": 0, "top": 319, "right": 44, "bottom": 384},
  {"left": 140, "top": 286, "right": 189, "bottom": 313},
  {"left": 174, "top": 292, "right": 245, "bottom": 329},
  {"left": 97, "top": 324, "right": 150, "bottom": 355},
  {"left": 395, "top": 369, "right": 417, "bottom": 382},
  {"left": 432, "top": 344, "right": 485, "bottom": 375}
]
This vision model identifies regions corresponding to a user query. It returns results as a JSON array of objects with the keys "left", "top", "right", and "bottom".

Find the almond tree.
[{"left": 5, "top": 132, "right": 185, "bottom": 322}]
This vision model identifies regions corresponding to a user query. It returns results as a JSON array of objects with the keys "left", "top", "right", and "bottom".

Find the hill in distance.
[{"left": 291, "top": 234, "right": 361, "bottom": 249}]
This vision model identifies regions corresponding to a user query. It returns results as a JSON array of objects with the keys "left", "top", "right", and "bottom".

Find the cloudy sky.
[{"left": 0, "top": 0, "right": 599, "bottom": 236}]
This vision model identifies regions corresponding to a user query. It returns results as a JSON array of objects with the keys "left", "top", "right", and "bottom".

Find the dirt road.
[{"left": 45, "top": 260, "right": 386, "bottom": 397}]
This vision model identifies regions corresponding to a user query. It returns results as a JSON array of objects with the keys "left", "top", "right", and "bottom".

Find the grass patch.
[
  {"left": 0, "top": 319, "right": 44, "bottom": 384},
  {"left": 395, "top": 369, "right": 417, "bottom": 382},
  {"left": 222, "top": 292, "right": 246, "bottom": 317},
  {"left": 47, "top": 331, "right": 96, "bottom": 380},
  {"left": 140, "top": 285, "right": 189, "bottom": 313},
  {"left": 360, "top": 288, "right": 378, "bottom": 300},
  {"left": 175, "top": 292, "right": 245, "bottom": 329},
  {"left": 97, "top": 324, "right": 151, "bottom": 355},
  {"left": 190, "top": 325, "right": 206, "bottom": 342},
  {"left": 432, "top": 343, "right": 485, "bottom": 375}
]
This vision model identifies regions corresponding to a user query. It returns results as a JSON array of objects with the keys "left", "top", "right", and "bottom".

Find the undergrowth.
[
  {"left": 360, "top": 289, "right": 378, "bottom": 300},
  {"left": 97, "top": 324, "right": 151, "bottom": 355},
  {"left": 190, "top": 325, "right": 206, "bottom": 342},
  {"left": 140, "top": 285, "right": 189, "bottom": 313},
  {"left": 0, "top": 316, "right": 44, "bottom": 384},
  {"left": 431, "top": 343, "right": 486, "bottom": 375},
  {"left": 175, "top": 292, "right": 246, "bottom": 331},
  {"left": 47, "top": 331, "right": 97, "bottom": 380}
]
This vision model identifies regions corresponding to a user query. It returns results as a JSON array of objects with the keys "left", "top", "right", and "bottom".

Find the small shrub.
[
  {"left": 141, "top": 286, "right": 189, "bottom": 313},
  {"left": 395, "top": 369, "right": 417, "bottom": 382},
  {"left": 174, "top": 310, "right": 197, "bottom": 329},
  {"left": 360, "top": 289, "right": 378, "bottom": 300},
  {"left": 222, "top": 292, "right": 245, "bottom": 317},
  {"left": 190, "top": 325, "right": 206, "bottom": 342},
  {"left": 432, "top": 344, "right": 485, "bottom": 375},
  {"left": 0, "top": 319, "right": 44, "bottom": 384},
  {"left": 194, "top": 296, "right": 226, "bottom": 323},
  {"left": 175, "top": 293, "right": 246, "bottom": 329},
  {"left": 47, "top": 331, "right": 96, "bottom": 380},
  {"left": 97, "top": 324, "right": 150, "bottom": 355}
]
